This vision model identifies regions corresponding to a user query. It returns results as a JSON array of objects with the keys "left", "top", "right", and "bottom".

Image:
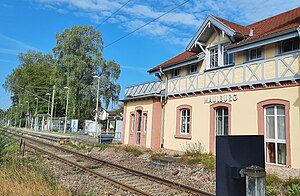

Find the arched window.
[
  {"left": 215, "top": 107, "right": 229, "bottom": 136},
  {"left": 175, "top": 105, "right": 192, "bottom": 139},
  {"left": 143, "top": 113, "right": 148, "bottom": 132},
  {"left": 257, "top": 99, "right": 291, "bottom": 166},
  {"left": 130, "top": 113, "right": 135, "bottom": 132},
  {"left": 136, "top": 110, "right": 142, "bottom": 145},
  {"left": 265, "top": 105, "right": 286, "bottom": 165},
  {"left": 180, "top": 109, "right": 191, "bottom": 134},
  {"left": 210, "top": 103, "right": 231, "bottom": 153}
]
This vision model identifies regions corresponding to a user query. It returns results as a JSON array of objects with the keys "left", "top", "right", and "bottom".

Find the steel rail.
[
  {"left": 25, "top": 142, "right": 150, "bottom": 196},
  {"left": 4, "top": 129, "right": 214, "bottom": 196}
]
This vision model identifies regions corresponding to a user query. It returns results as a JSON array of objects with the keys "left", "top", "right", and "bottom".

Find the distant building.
[{"left": 122, "top": 8, "right": 300, "bottom": 169}]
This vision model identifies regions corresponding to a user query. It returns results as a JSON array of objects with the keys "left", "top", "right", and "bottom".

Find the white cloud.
[{"left": 31, "top": 0, "right": 298, "bottom": 47}]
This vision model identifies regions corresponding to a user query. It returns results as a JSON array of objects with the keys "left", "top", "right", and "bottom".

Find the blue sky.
[{"left": 0, "top": 0, "right": 298, "bottom": 110}]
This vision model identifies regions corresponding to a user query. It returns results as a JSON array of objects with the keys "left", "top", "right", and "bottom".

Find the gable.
[{"left": 186, "top": 15, "right": 244, "bottom": 51}]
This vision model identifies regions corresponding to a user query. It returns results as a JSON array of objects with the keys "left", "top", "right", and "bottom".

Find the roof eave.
[{"left": 186, "top": 15, "right": 237, "bottom": 51}]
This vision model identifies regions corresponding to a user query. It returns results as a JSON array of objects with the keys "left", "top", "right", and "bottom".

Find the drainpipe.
[{"left": 159, "top": 67, "right": 168, "bottom": 148}]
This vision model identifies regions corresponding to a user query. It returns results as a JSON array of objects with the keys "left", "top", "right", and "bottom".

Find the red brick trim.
[
  {"left": 257, "top": 99, "right": 291, "bottom": 166},
  {"left": 121, "top": 103, "right": 127, "bottom": 144},
  {"left": 151, "top": 99, "right": 162, "bottom": 148},
  {"left": 175, "top": 105, "right": 192, "bottom": 140},
  {"left": 209, "top": 102, "right": 232, "bottom": 153}
]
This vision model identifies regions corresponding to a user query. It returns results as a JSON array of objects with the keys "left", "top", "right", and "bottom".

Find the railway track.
[{"left": 2, "top": 128, "right": 214, "bottom": 196}]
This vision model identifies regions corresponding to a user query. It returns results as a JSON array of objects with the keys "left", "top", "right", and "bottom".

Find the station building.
[{"left": 122, "top": 8, "right": 300, "bottom": 169}]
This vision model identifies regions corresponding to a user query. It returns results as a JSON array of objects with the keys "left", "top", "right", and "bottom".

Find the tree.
[
  {"left": 53, "top": 25, "right": 121, "bottom": 121},
  {"left": 3, "top": 50, "right": 56, "bottom": 119}
]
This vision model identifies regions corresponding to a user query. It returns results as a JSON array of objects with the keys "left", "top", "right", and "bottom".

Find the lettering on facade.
[{"left": 204, "top": 94, "right": 238, "bottom": 104}]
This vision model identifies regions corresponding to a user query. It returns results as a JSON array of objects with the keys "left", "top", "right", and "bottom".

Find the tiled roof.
[
  {"left": 214, "top": 16, "right": 250, "bottom": 36},
  {"left": 148, "top": 51, "right": 198, "bottom": 72},
  {"left": 149, "top": 7, "right": 300, "bottom": 73}
]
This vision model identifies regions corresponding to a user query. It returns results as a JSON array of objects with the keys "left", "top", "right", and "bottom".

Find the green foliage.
[
  {"left": 53, "top": 25, "right": 121, "bottom": 120},
  {"left": 287, "top": 184, "right": 300, "bottom": 196},
  {"left": 94, "top": 143, "right": 109, "bottom": 151},
  {"left": 266, "top": 185, "right": 280, "bottom": 196},
  {"left": 181, "top": 142, "right": 215, "bottom": 171},
  {"left": 266, "top": 173, "right": 282, "bottom": 186},
  {"left": 0, "top": 134, "right": 13, "bottom": 161},
  {"left": 124, "top": 145, "right": 143, "bottom": 157},
  {"left": 3, "top": 25, "right": 121, "bottom": 122}
]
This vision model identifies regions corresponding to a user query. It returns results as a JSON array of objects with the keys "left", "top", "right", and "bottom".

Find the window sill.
[
  {"left": 174, "top": 134, "right": 192, "bottom": 140},
  {"left": 204, "top": 64, "right": 234, "bottom": 72},
  {"left": 266, "top": 162, "right": 290, "bottom": 168},
  {"left": 244, "top": 57, "right": 264, "bottom": 64}
]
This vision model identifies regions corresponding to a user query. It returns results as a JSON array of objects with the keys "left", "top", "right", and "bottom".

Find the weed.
[
  {"left": 266, "top": 173, "right": 282, "bottom": 186},
  {"left": 287, "top": 184, "right": 300, "bottom": 196},
  {"left": 75, "top": 159, "right": 83, "bottom": 162},
  {"left": 266, "top": 185, "right": 280, "bottom": 196},
  {"left": 86, "top": 165, "right": 100, "bottom": 170},
  {"left": 124, "top": 145, "right": 143, "bottom": 157},
  {"left": 95, "top": 143, "right": 109, "bottom": 151}
]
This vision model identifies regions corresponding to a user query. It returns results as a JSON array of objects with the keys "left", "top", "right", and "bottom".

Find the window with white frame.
[
  {"left": 223, "top": 50, "right": 234, "bottom": 65},
  {"left": 171, "top": 68, "right": 180, "bottom": 78},
  {"left": 280, "top": 38, "right": 299, "bottom": 54},
  {"left": 180, "top": 109, "right": 190, "bottom": 134},
  {"left": 265, "top": 105, "right": 286, "bottom": 165},
  {"left": 189, "top": 64, "right": 198, "bottom": 74},
  {"left": 210, "top": 47, "right": 218, "bottom": 68},
  {"left": 216, "top": 107, "right": 228, "bottom": 136},
  {"left": 130, "top": 114, "right": 135, "bottom": 132},
  {"left": 245, "top": 47, "right": 263, "bottom": 61},
  {"left": 143, "top": 113, "right": 147, "bottom": 132}
]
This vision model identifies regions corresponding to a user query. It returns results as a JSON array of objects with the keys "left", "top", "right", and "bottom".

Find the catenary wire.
[{"left": 103, "top": 0, "right": 191, "bottom": 49}]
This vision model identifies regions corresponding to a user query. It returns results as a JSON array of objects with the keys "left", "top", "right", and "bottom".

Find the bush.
[
  {"left": 266, "top": 185, "right": 280, "bottom": 196},
  {"left": 266, "top": 173, "right": 282, "bottom": 186},
  {"left": 95, "top": 143, "right": 109, "bottom": 151},
  {"left": 287, "top": 184, "right": 300, "bottom": 196},
  {"left": 124, "top": 145, "right": 143, "bottom": 157}
]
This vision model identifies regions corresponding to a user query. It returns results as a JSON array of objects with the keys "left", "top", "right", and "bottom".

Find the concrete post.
[{"left": 241, "top": 165, "right": 266, "bottom": 196}]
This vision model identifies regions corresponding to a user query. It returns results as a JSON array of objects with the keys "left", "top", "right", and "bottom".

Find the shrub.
[
  {"left": 124, "top": 145, "right": 143, "bottom": 157},
  {"left": 95, "top": 143, "right": 109, "bottom": 151},
  {"left": 266, "top": 185, "right": 280, "bottom": 196},
  {"left": 287, "top": 184, "right": 300, "bottom": 196},
  {"left": 266, "top": 173, "right": 282, "bottom": 186}
]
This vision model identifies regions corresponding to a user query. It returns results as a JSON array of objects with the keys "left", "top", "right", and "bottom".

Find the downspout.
[{"left": 159, "top": 67, "right": 168, "bottom": 148}]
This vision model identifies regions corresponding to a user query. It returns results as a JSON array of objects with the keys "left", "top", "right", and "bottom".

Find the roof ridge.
[
  {"left": 213, "top": 15, "right": 247, "bottom": 28},
  {"left": 247, "top": 7, "right": 300, "bottom": 27}
]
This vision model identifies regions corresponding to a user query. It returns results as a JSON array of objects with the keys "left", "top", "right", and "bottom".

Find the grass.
[
  {"left": 179, "top": 142, "right": 216, "bottom": 171},
  {"left": 66, "top": 141, "right": 93, "bottom": 152},
  {"left": 0, "top": 133, "right": 71, "bottom": 196},
  {"left": 94, "top": 143, "right": 109, "bottom": 151},
  {"left": 124, "top": 145, "right": 143, "bottom": 157},
  {"left": 266, "top": 173, "right": 300, "bottom": 196}
]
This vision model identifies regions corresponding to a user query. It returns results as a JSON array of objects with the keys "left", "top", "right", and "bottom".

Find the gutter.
[{"left": 159, "top": 68, "right": 167, "bottom": 148}]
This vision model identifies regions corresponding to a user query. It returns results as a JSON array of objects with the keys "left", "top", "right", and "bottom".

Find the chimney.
[{"left": 249, "top": 29, "right": 254, "bottom": 37}]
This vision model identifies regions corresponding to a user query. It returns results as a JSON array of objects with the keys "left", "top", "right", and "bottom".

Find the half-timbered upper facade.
[{"left": 122, "top": 8, "right": 300, "bottom": 169}]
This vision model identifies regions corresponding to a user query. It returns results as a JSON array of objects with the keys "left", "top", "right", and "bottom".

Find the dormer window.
[
  {"left": 224, "top": 50, "right": 234, "bottom": 65},
  {"left": 279, "top": 38, "right": 299, "bottom": 54},
  {"left": 189, "top": 64, "right": 198, "bottom": 74},
  {"left": 210, "top": 47, "right": 218, "bottom": 68},
  {"left": 171, "top": 68, "right": 180, "bottom": 78},
  {"left": 245, "top": 47, "right": 263, "bottom": 62}
]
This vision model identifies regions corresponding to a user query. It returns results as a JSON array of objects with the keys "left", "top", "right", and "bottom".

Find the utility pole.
[
  {"left": 25, "top": 101, "right": 29, "bottom": 128},
  {"left": 19, "top": 103, "right": 23, "bottom": 128},
  {"left": 64, "top": 86, "right": 69, "bottom": 134},
  {"left": 93, "top": 75, "right": 100, "bottom": 143},
  {"left": 50, "top": 85, "right": 55, "bottom": 131}
]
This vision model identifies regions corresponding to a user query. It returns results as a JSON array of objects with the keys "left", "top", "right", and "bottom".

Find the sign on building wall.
[{"left": 204, "top": 94, "right": 238, "bottom": 104}]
